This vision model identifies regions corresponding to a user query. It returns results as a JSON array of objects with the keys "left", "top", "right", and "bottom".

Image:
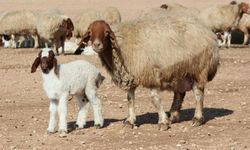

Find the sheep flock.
[{"left": 1, "top": 0, "right": 250, "bottom": 141}]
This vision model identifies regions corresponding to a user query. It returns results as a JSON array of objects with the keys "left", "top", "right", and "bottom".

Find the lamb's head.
[
  {"left": 62, "top": 18, "right": 74, "bottom": 40},
  {"left": 239, "top": 2, "right": 250, "bottom": 14},
  {"left": 31, "top": 48, "right": 58, "bottom": 75},
  {"left": 80, "top": 20, "right": 116, "bottom": 53}
]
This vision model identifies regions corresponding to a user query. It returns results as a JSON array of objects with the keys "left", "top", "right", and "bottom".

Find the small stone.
[
  {"left": 119, "top": 104, "right": 123, "bottom": 108},
  {"left": 128, "top": 141, "right": 133, "bottom": 145},
  {"left": 9, "top": 146, "right": 16, "bottom": 150},
  {"left": 176, "top": 144, "right": 182, "bottom": 147},
  {"left": 81, "top": 141, "right": 86, "bottom": 144},
  {"left": 179, "top": 140, "right": 186, "bottom": 144}
]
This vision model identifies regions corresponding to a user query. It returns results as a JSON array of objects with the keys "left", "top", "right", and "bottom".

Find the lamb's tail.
[{"left": 96, "top": 73, "right": 105, "bottom": 88}]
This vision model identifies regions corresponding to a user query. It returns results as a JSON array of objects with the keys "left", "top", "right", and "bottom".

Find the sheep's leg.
[
  {"left": 47, "top": 99, "right": 58, "bottom": 134},
  {"left": 150, "top": 88, "right": 170, "bottom": 131},
  {"left": 61, "top": 37, "right": 65, "bottom": 55},
  {"left": 124, "top": 88, "right": 136, "bottom": 128},
  {"left": 192, "top": 82, "right": 205, "bottom": 127},
  {"left": 75, "top": 94, "right": 90, "bottom": 129},
  {"left": 57, "top": 93, "right": 68, "bottom": 137},
  {"left": 242, "top": 28, "right": 249, "bottom": 45},
  {"left": 226, "top": 31, "right": 232, "bottom": 48},
  {"left": 85, "top": 86, "right": 104, "bottom": 128},
  {"left": 32, "top": 34, "right": 39, "bottom": 48},
  {"left": 169, "top": 92, "right": 186, "bottom": 124}
]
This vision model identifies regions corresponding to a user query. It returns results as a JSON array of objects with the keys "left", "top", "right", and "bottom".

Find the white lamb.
[{"left": 31, "top": 48, "right": 104, "bottom": 137}]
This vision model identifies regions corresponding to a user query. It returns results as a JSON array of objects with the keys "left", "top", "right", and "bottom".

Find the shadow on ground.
[
  {"left": 67, "top": 118, "right": 122, "bottom": 133},
  {"left": 136, "top": 107, "right": 234, "bottom": 126}
]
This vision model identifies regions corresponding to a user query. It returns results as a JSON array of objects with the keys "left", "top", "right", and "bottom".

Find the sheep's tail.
[{"left": 96, "top": 73, "right": 105, "bottom": 88}]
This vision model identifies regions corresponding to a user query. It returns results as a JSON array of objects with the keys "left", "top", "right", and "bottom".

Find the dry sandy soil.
[{"left": 1, "top": 0, "right": 250, "bottom": 150}]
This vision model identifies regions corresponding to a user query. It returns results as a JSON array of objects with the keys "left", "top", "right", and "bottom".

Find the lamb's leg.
[
  {"left": 169, "top": 92, "right": 186, "bottom": 124},
  {"left": 61, "top": 38, "right": 65, "bottom": 55},
  {"left": 192, "top": 82, "right": 205, "bottom": 126},
  {"left": 57, "top": 93, "right": 68, "bottom": 137},
  {"left": 124, "top": 88, "right": 136, "bottom": 128},
  {"left": 150, "top": 88, "right": 170, "bottom": 131},
  {"left": 75, "top": 94, "right": 90, "bottom": 129},
  {"left": 47, "top": 99, "right": 58, "bottom": 134},
  {"left": 85, "top": 86, "right": 104, "bottom": 128}
]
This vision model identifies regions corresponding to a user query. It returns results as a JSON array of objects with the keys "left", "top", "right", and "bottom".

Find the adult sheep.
[
  {"left": 198, "top": 2, "right": 250, "bottom": 47},
  {"left": 78, "top": 18, "right": 219, "bottom": 130},
  {"left": 0, "top": 10, "right": 39, "bottom": 48},
  {"left": 73, "top": 7, "right": 121, "bottom": 39}
]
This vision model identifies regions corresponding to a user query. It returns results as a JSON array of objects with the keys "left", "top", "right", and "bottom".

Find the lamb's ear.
[
  {"left": 105, "top": 28, "right": 118, "bottom": 49},
  {"left": 31, "top": 57, "right": 40, "bottom": 73},
  {"left": 53, "top": 58, "right": 59, "bottom": 75},
  {"left": 66, "top": 18, "right": 74, "bottom": 31}
]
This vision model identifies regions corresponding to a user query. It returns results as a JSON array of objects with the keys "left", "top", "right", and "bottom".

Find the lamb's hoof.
[
  {"left": 58, "top": 130, "right": 67, "bottom": 138},
  {"left": 170, "top": 113, "right": 180, "bottom": 124},
  {"left": 192, "top": 117, "right": 204, "bottom": 127},
  {"left": 123, "top": 120, "right": 135, "bottom": 129},
  {"left": 94, "top": 124, "right": 102, "bottom": 129},
  {"left": 47, "top": 130, "right": 56, "bottom": 135},
  {"left": 158, "top": 123, "right": 170, "bottom": 131}
]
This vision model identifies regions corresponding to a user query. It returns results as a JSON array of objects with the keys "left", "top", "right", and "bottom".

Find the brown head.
[
  {"left": 79, "top": 20, "right": 117, "bottom": 53},
  {"left": 62, "top": 18, "right": 74, "bottom": 40},
  {"left": 239, "top": 2, "right": 250, "bottom": 14},
  {"left": 31, "top": 48, "right": 58, "bottom": 75}
]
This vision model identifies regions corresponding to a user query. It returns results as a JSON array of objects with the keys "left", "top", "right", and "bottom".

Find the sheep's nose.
[{"left": 93, "top": 42, "right": 101, "bottom": 47}]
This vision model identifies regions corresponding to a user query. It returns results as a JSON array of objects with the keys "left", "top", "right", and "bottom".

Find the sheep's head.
[
  {"left": 31, "top": 48, "right": 58, "bottom": 75},
  {"left": 160, "top": 4, "right": 169, "bottom": 9},
  {"left": 62, "top": 18, "right": 74, "bottom": 40},
  {"left": 80, "top": 20, "right": 116, "bottom": 53},
  {"left": 239, "top": 2, "right": 250, "bottom": 14}
]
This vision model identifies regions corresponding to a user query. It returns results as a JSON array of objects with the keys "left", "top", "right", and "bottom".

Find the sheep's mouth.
[{"left": 42, "top": 68, "right": 50, "bottom": 74}]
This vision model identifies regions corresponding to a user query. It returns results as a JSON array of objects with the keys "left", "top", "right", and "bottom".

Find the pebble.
[
  {"left": 81, "top": 141, "right": 86, "bottom": 144},
  {"left": 9, "top": 146, "right": 16, "bottom": 150},
  {"left": 128, "top": 141, "right": 133, "bottom": 145},
  {"left": 179, "top": 140, "right": 186, "bottom": 144},
  {"left": 176, "top": 144, "right": 182, "bottom": 147},
  {"left": 119, "top": 104, "right": 123, "bottom": 108}
]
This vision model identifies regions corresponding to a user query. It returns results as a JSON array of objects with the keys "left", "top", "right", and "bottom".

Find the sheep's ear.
[
  {"left": 66, "top": 18, "right": 74, "bottom": 30},
  {"left": 53, "top": 58, "right": 59, "bottom": 75},
  {"left": 31, "top": 57, "right": 40, "bottom": 73},
  {"left": 239, "top": 2, "right": 249, "bottom": 13}
]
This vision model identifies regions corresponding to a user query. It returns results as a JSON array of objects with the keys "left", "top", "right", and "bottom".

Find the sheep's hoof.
[
  {"left": 170, "top": 112, "right": 180, "bottom": 124},
  {"left": 192, "top": 117, "right": 204, "bottom": 127},
  {"left": 123, "top": 120, "right": 135, "bottom": 129},
  {"left": 94, "top": 124, "right": 102, "bottom": 129},
  {"left": 158, "top": 123, "right": 170, "bottom": 131},
  {"left": 58, "top": 130, "right": 67, "bottom": 138}
]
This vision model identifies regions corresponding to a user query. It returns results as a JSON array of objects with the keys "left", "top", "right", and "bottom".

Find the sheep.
[
  {"left": 0, "top": 10, "right": 39, "bottom": 48},
  {"left": 78, "top": 19, "right": 219, "bottom": 130},
  {"left": 57, "top": 41, "right": 97, "bottom": 55},
  {"left": 73, "top": 7, "right": 121, "bottom": 39},
  {"left": 216, "top": 31, "right": 231, "bottom": 47},
  {"left": 31, "top": 48, "right": 104, "bottom": 137},
  {"left": 237, "top": 13, "right": 250, "bottom": 45},
  {"left": 198, "top": 2, "right": 250, "bottom": 47},
  {"left": 37, "top": 13, "right": 74, "bottom": 55}
]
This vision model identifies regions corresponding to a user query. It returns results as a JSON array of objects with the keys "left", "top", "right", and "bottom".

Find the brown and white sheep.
[
  {"left": 77, "top": 18, "right": 219, "bottom": 130},
  {"left": 37, "top": 13, "right": 74, "bottom": 55}
]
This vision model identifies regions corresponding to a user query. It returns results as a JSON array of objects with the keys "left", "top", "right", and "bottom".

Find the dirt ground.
[{"left": 1, "top": 0, "right": 250, "bottom": 150}]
